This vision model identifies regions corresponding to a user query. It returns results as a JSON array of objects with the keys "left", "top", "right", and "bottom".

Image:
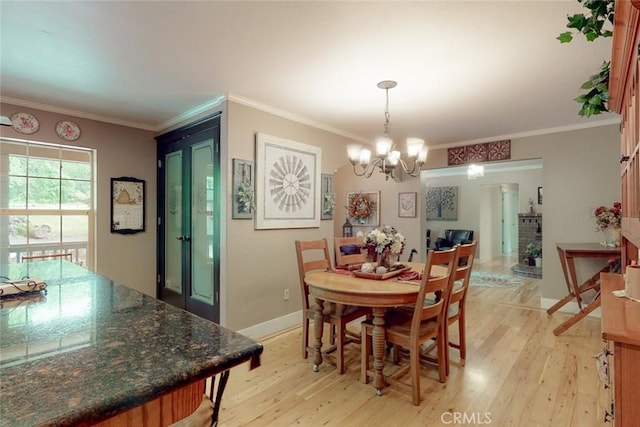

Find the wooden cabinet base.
[
  {"left": 95, "top": 379, "right": 205, "bottom": 427},
  {"left": 601, "top": 274, "right": 640, "bottom": 427},
  {"left": 614, "top": 343, "right": 640, "bottom": 425}
]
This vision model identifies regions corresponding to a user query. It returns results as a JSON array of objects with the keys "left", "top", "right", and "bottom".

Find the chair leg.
[
  {"left": 361, "top": 323, "right": 371, "bottom": 383},
  {"left": 437, "top": 331, "right": 447, "bottom": 383},
  {"left": 459, "top": 313, "right": 466, "bottom": 363},
  {"left": 329, "top": 324, "right": 336, "bottom": 346},
  {"left": 410, "top": 342, "right": 421, "bottom": 405},
  {"left": 336, "top": 322, "right": 345, "bottom": 374},
  {"left": 302, "top": 316, "right": 309, "bottom": 359}
]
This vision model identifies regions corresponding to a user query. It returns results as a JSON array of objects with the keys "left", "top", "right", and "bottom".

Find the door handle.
[{"left": 176, "top": 236, "right": 191, "bottom": 241}]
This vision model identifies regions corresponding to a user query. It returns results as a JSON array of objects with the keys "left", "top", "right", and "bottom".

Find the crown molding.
[
  {"left": 429, "top": 116, "right": 622, "bottom": 151},
  {"left": 0, "top": 96, "right": 157, "bottom": 131},
  {"left": 228, "top": 93, "right": 370, "bottom": 144},
  {"left": 1, "top": 94, "right": 621, "bottom": 146},
  {"left": 155, "top": 94, "right": 227, "bottom": 132}
]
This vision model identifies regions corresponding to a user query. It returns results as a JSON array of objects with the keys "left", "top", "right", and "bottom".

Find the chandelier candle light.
[{"left": 348, "top": 80, "right": 428, "bottom": 180}]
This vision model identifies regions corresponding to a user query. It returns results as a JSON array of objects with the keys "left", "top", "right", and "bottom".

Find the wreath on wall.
[{"left": 347, "top": 192, "right": 376, "bottom": 223}]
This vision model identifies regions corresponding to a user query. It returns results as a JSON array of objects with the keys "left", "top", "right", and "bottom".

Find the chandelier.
[
  {"left": 348, "top": 80, "right": 428, "bottom": 180},
  {"left": 467, "top": 164, "right": 485, "bottom": 179}
]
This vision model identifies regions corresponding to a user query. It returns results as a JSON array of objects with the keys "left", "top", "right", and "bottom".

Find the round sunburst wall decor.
[{"left": 268, "top": 155, "right": 310, "bottom": 213}]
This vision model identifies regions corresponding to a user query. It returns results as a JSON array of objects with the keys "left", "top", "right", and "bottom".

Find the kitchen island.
[{"left": 0, "top": 261, "right": 262, "bottom": 426}]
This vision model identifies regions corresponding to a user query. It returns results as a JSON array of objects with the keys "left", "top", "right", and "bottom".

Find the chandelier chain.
[{"left": 384, "top": 87, "right": 391, "bottom": 137}]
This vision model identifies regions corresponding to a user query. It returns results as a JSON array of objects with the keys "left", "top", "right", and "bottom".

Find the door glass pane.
[
  {"left": 164, "top": 151, "right": 182, "bottom": 293},
  {"left": 191, "top": 140, "right": 213, "bottom": 304}
]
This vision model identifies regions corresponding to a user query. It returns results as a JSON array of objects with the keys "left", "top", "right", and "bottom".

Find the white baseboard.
[
  {"left": 540, "top": 298, "right": 601, "bottom": 318},
  {"left": 237, "top": 310, "right": 301, "bottom": 340}
]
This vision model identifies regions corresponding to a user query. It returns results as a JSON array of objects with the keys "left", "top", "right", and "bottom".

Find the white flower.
[{"left": 364, "top": 225, "right": 405, "bottom": 255}]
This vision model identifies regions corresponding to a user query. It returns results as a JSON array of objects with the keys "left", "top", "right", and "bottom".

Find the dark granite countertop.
[{"left": 0, "top": 261, "right": 263, "bottom": 426}]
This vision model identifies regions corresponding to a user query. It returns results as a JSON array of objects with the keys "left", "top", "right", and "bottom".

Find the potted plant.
[{"left": 526, "top": 243, "right": 542, "bottom": 267}]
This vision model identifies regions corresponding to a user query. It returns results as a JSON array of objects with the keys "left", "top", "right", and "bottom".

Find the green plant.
[
  {"left": 557, "top": 0, "right": 615, "bottom": 117},
  {"left": 526, "top": 243, "right": 542, "bottom": 258}
]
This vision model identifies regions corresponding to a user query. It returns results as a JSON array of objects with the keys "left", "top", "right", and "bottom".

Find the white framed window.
[{"left": 0, "top": 138, "right": 95, "bottom": 267}]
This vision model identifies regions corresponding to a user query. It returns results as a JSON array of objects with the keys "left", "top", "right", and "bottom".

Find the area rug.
[{"left": 469, "top": 271, "right": 524, "bottom": 288}]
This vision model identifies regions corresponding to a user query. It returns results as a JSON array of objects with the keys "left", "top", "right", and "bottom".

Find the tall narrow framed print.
[
  {"left": 321, "top": 173, "right": 335, "bottom": 220},
  {"left": 255, "top": 133, "right": 321, "bottom": 229},
  {"left": 111, "top": 176, "right": 145, "bottom": 234},
  {"left": 232, "top": 158, "right": 255, "bottom": 219}
]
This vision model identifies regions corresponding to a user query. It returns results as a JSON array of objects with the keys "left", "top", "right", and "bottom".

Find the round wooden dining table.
[{"left": 304, "top": 262, "right": 435, "bottom": 395}]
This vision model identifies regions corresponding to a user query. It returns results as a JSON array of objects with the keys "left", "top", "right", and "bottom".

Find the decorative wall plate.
[
  {"left": 11, "top": 112, "right": 39, "bottom": 134},
  {"left": 55, "top": 120, "right": 81, "bottom": 141}
]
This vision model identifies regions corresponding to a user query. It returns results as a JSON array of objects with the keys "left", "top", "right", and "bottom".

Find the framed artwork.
[
  {"left": 398, "top": 192, "right": 417, "bottom": 218},
  {"left": 321, "top": 173, "right": 335, "bottom": 220},
  {"left": 537, "top": 186, "right": 543, "bottom": 205},
  {"left": 255, "top": 133, "right": 321, "bottom": 229},
  {"left": 232, "top": 158, "right": 255, "bottom": 219},
  {"left": 425, "top": 186, "right": 458, "bottom": 221},
  {"left": 111, "top": 176, "right": 145, "bottom": 234},
  {"left": 346, "top": 191, "right": 380, "bottom": 227}
]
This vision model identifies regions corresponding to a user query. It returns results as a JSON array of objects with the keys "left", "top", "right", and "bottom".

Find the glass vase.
[
  {"left": 379, "top": 250, "right": 394, "bottom": 269},
  {"left": 607, "top": 227, "right": 621, "bottom": 247}
]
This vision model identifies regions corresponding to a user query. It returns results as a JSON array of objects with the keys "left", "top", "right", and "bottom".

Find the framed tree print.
[
  {"left": 425, "top": 186, "right": 458, "bottom": 221},
  {"left": 255, "top": 133, "right": 321, "bottom": 229},
  {"left": 111, "top": 176, "right": 145, "bottom": 234}
]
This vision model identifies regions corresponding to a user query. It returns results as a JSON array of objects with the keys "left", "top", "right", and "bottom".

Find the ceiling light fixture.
[
  {"left": 467, "top": 164, "right": 484, "bottom": 179},
  {"left": 348, "top": 80, "right": 428, "bottom": 180},
  {"left": 0, "top": 116, "right": 12, "bottom": 127}
]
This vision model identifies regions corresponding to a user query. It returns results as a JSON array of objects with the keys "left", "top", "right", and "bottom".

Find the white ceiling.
[{"left": 0, "top": 1, "right": 619, "bottom": 147}]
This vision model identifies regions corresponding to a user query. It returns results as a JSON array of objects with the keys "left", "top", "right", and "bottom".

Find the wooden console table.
[{"left": 547, "top": 243, "right": 620, "bottom": 336}]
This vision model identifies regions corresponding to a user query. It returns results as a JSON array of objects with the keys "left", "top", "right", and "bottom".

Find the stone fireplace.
[{"left": 512, "top": 213, "right": 542, "bottom": 278}]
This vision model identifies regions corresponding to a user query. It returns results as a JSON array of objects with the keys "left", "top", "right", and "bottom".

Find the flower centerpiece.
[
  {"left": 363, "top": 225, "right": 405, "bottom": 268},
  {"left": 594, "top": 202, "right": 622, "bottom": 246}
]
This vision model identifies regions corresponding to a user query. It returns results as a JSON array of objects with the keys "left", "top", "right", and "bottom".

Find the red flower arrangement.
[{"left": 594, "top": 202, "right": 621, "bottom": 231}]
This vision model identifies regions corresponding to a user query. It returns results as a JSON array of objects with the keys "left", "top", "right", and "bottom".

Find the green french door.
[{"left": 156, "top": 115, "right": 220, "bottom": 322}]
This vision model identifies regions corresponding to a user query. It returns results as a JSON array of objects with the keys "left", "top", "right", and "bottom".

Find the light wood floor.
[{"left": 220, "top": 255, "right": 606, "bottom": 426}]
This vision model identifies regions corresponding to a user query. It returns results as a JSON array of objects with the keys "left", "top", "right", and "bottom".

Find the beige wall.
[
  {"left": 224, "top": 101, "right": 359, "bottom": 330},
  {"left": 1, "top": 99, "right": 621, "bottom": 332},
  {"left": 1, "top": 103, "right": 158, "bottom": 296}
]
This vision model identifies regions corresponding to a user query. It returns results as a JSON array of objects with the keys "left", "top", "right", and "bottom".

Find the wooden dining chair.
[
  {"left": 444, "top": 241, "right": 476, "bottom": 374},
  {"left": 361, "top": 246, "right": 459, "bottom": 405},
  {"left": 334, "top": 236, "right": 366, "bottom": 270},
  {"left": 295, "top": 239, "right": 369, "bottom": 374}
]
